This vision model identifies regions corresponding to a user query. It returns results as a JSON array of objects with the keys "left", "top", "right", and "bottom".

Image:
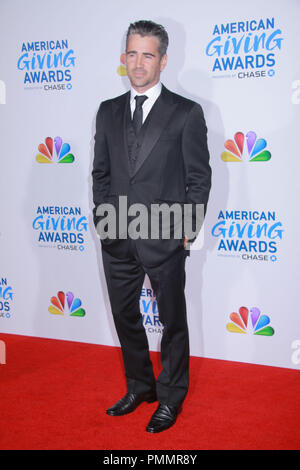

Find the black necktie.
[{"left": 132, "top": 95, "right": 148, "bottom": 135}]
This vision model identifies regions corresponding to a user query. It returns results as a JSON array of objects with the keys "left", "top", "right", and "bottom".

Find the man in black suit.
[{"left": 92, "top": 20, "right": 211, "bottom": 433}]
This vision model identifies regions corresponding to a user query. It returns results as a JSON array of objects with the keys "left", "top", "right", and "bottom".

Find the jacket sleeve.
[
  {"left": 92, "top": 102, "right": 111, "bottom": 227},
  {"left": 181, "top": 103, "right": 212, "bottom": 241}
]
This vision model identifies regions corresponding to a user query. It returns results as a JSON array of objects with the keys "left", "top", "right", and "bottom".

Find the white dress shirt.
[{"left": 130, "top": 81, "right": 162, "bottom": 123}]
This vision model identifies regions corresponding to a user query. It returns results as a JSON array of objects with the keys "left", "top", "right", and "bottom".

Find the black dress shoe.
[
  {"left": 146, "top": 403, "right": 180, "bottom": 433},
  {"left": 106, "top": 391, "right": 157, "bottom": 416}
]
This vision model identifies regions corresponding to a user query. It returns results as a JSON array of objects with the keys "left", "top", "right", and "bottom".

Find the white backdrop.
[{"left": 0, "top": 0, "right": 299, "bottom": 370}]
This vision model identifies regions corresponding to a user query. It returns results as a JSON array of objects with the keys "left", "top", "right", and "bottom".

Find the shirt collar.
[{"left": 130, "top": 81, "right": 162, "bottom": 104}]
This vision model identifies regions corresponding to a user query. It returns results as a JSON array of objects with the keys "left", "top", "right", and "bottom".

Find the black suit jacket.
[{"left": 92, "top": 85, "right": 211, "bottom": 267}]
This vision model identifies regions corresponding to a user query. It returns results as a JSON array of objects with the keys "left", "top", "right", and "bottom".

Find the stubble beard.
[{"left": 127, "top": 69, "right": 156, "bottom": 92}]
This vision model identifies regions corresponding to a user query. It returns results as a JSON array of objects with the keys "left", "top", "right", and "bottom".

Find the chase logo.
[
  {"left": 32, "top": 205, "right": 88, "bottom": 252},
  {"left": 36, "top": 137, "right": 74, "bottom": 163},
  {"left": 17, "top": 40, "right": 75, "bottom": 92},
  {"left": 205, "top": 17, "right": 283, "bottom": 80},
  {"left": 48, "top": 291, "right": 86, "bottom": 317},
  {"left": 0, "top": 80, "right": 5, "bottom": 104},
  {"left": 211, "top": 209, "right": 283, "bottom": 262},
  {"left": 221, "top": 131, "right": 271, "bottom": 162},
  {"left": 0, "top": 278, "right": 14, "bottom": 319},
  {"left": 226, "top": 306, "right": 274, "bottom": 336}
]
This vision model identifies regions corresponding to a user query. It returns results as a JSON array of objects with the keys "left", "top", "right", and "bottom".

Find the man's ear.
[{"left": 120, "top": 53, "right": 126, "bottom": 65}]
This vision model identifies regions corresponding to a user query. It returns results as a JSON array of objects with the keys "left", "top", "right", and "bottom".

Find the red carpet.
[{"left": 0, "top": 333, "right": 299, "bottom": 450}]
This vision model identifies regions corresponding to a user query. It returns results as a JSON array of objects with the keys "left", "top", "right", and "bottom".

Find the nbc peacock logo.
[
  {"left": 36, "top": 137, "right": 74, "bottom": 163},
  {"left": 48, "top": 291, "right": 85, "bottom": 317},
  {"left": 226, "top": 306, "right": 274, "bottom": 336},
  {"left": 221, "top": 131, "right": 271, "bottom": 162}
]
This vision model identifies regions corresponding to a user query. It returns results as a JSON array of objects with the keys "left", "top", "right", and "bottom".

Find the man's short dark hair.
[{"left": 126, "top": 20, "right": 169, "bottom": 57}]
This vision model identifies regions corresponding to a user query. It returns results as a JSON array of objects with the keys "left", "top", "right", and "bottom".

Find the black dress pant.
[{"left": 101, "top": 241, "right": 189, "bottom": 407}]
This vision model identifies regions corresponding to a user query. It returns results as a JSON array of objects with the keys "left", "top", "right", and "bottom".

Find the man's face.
[{"left": 123, "top": 34, "right": 167, "bottom": 93}]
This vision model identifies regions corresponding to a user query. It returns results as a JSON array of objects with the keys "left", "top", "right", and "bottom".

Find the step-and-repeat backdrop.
[{"left": 1, "top": 0, "right": 299, "bottom": 370}]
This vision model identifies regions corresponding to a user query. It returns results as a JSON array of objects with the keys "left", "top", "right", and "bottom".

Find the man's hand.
[{"left": 184, "top": 237, "right": 189, "bottom": 248}]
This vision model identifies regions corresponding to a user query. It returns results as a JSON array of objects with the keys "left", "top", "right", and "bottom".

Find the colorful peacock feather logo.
[
  {"left": 226, "top": 306, "right": 274, "bottom": 336},
  {"left": 48, "top": 291, "right": 85, "bottom": 317},
  {"left": 36, "top": 137, "right": 74, "bottom": 163},
  {"left": 221, "top": 131, "right": 271, "bottom": 162}
]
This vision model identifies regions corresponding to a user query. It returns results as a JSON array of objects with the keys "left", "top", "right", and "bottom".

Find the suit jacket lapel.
[
  {"left": 132, "top": 86, "right": 178, "bottom": 177},
  {"left": 112, "top": 91, "right": 131, "bottom": 175}
]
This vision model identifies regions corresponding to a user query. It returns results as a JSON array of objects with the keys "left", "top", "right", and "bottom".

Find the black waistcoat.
[{"left": 125, "top": 102, "right": 150, "bottom": 177}]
